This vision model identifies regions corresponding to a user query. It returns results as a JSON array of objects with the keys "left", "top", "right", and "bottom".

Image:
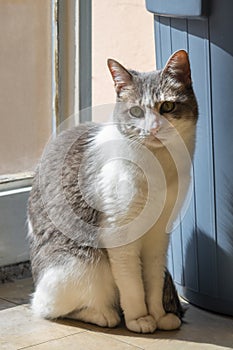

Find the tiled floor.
[{"left": 0, "top": 278, "right": 232, "bottom": 350}]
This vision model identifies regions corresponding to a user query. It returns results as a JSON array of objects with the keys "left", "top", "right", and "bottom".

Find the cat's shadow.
[{"left": 54, "top": 301, "right": 232, "bottom": 349}]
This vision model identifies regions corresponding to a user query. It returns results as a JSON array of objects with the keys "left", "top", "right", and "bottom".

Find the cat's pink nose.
[{"left": 150, "top": 126, "right": 160, "bottom": 136}]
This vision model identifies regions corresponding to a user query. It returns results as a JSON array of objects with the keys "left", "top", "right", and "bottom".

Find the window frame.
[{"left": 0, "top": 0, "right": 92, "bottom": 268}]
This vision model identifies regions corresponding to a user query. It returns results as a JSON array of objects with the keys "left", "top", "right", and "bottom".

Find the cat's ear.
[
  {"left": 107, "top": 59, "right": 133, "bottom": 93},
  {"left": 163, "top": 50, "right": 191, "bottom": 87}
]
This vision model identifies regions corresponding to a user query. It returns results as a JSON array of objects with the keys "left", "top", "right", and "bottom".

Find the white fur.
[
  {"left": 27, "top": 218, "right": 33, "bottom": 238},
  {"left": 94, "top": 124, "right": 123, "bottom": 147},
  {"left": 31, "top": 256, "right": 120, "bottom": 327}
]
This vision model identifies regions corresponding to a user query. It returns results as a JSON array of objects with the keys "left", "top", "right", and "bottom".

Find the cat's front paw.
[
  {"left": 157, "top": 313, "right": 181, "bottom": 330},
  {"left": 126, "top": 315, "right": 157, "bottom": 333}
]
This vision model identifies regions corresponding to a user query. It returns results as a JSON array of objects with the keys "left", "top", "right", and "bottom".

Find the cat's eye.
[
  {"left": 160, "top": 101, "right": 175, "bottom": 114},
  {"left": 129, "top": 106, "right": 144, "bottom": 118}
]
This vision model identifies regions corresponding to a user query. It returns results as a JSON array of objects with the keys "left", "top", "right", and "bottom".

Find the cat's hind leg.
[
  {"left": 68, "top": 307, "right": 120, "bottom": 328},
  {"left": 31, "top": 257, "right": 121, "bottom": 327},
  {"left": 67, "top": 257, "right": 121, "bottom": 327},
  {"left": 31, "top": 264, "right": 82, "bottom": 319}
]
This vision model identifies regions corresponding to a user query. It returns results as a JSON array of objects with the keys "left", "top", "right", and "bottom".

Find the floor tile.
[
  {"left": 0, "top": 278, "right": 33, "bottom": 305},
  {"left": 0, "top": 298, "right": 17, "bottom": 310},
  {"left": 170, "top": 303, "right": 233, "bottom": 348},
  {"left": 144, "top": 339, "right": 231, "bottom": 350},
  {"left": 103, "top": 324, "right": 163, "bottom": 348},
  {"left": 0, "top": 340, "right": 16, "bottom": 350},
  {"left": 22, "top": 332, "right": 141, "bottom": 350},
  {"left": 0, "top": 305, "right": 85, "bottom": 349}
]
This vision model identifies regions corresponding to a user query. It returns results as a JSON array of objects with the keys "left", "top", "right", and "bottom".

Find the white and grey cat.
[{"left": 28, "top": 50, "right": 198, "bottom": 333}]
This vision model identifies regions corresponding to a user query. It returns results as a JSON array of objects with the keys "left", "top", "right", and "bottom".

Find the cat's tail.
[{"left": 163, "top": 268, "right": 187, "bottom": 321}]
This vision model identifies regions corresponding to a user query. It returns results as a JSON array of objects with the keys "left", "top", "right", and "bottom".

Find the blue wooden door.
[{"left": 146, "top": 0, "right": 233, "bottom": 315}]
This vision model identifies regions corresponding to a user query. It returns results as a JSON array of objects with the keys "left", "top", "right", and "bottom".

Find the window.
[
  {"left": 0, "top": 1, "right": 54, "bottom": 179},
  {"left": 0, "top": 0, "right": 92, "bottom": 267}
]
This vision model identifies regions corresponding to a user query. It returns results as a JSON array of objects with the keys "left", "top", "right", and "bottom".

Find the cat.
[{"left": 28, "top": 50, "right": 198, "bottom": 333}]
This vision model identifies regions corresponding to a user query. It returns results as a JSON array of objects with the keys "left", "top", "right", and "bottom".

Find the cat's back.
[
  {"left": 28, "top": 122, "right": 99, "bottom": 220},
  {"left": 28, "top": 123, "right": 106, "bottom": 279}
]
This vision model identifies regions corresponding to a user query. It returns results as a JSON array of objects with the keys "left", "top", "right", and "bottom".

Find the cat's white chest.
[
  {"left": 96, "top": 156, "right": 143, "bottom": 222},
  {"left": 99, "top": 160, "right": 137, "bottom": 202},
  {"left": 93, "top": 124, "right": 147, "bottom": 223}
]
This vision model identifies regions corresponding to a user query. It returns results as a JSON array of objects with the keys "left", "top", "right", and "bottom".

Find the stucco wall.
[{"left": 92, "top": 0, "right": 155, "bottom": 116}]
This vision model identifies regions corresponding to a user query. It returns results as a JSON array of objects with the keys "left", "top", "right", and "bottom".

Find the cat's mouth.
[
  {"left": 122, "top": 125, "right": 167, "bottom": 147},
  {"left": 136, "top": 129, "right": 165, "bottom": 146}
]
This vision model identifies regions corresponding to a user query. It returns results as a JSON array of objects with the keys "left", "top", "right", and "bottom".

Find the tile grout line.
[
  {"left": 0, "top": 296, "right": 20, "bottom": 306},
  {"left": 90, "top": 330, "right": 145, "bottom": 350},
  {"left": 17, "top": 331, "right": 88, "bottom": 350},
  {"left": 92, "top": 323, "right": 150, "bottom": 349}
]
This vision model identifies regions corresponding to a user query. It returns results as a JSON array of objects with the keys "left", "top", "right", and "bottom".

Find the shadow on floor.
[{"left": 55, "top": 302, "right": 233, "bottom": 349}]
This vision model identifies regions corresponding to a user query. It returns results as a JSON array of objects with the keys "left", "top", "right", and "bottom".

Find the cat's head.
[{"left": 107, "top": 50, "right": 198, "bottom": 147}]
